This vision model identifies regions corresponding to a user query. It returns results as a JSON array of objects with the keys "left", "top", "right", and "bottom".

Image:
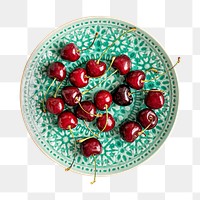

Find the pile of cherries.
[{"left": 42, "top": 28, "right": 180, "bottom": 184}]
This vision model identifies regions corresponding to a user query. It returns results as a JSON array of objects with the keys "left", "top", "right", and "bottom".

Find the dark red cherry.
[
  {"left": 47, "top": 62, "right": 66, "bottom": 81},
  {"left": 74, "top": 101, "right": 97, "bottom": 122},
  {"left": 126, "top": 70, "right": 145, "bottom": 90},
  {"left": 69, "top": 68, "right": 89, "bottom": 88},
  {"left": 120, "top": 121, "right": 142, "bottom": 143},
  {"left": 137, "top": 108, "right": 158, "bottom": 129},
  {"left": 112, "top": 84, "right": 133, "bottom": 106},
  {"left": 46, "top": 97, "right": 64, "bottom": 115},
  {"left": 58, "top": 111, "right": 78, "bottom": 130},
  {"left": 62, "top": 86, "right": 82, "bottom": 106},
  {"left": 112, "top": 54, "right": 131, "bottom": 75},
  {"left": 86, "top": 60, "right": 106, "bottom": 77},
  {"left": 94, "top": 90, "right": 112, "bottom": 110},
  {"left": 80, "top": 138, "right": 102, "bottom": 157},
  {"left": 97, "top": 113, "right": 115, "bottom": 132},
  {"left": 61, "top": 43, "right": 80, "bottom": 62},
  {"left": 145, "top": 90, "right": 165, "bottom": 109}
]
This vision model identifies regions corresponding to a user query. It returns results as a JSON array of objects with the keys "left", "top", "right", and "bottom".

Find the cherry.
[
  {"left": 127, "top": 57, "right": 181, "bottom": 88},
  {"left": 112, "top": 54, "right": 132, "bottom": 75},
  {"left": 112, "top": 84, "right": 133, "bottom": 106},
  {"left": 126, "top": 70, "right": 145, "bottom": 90},
  {"left": 61, "top": 43, "right": 80, "bottom": 62},
  {"left": 47, "top": 62, "right": 66, "bottom": 81},
  {"left": 145, "top": 90, "right": 165, "bottom": 109},
  {"left": 97, "top": 113, "right": 115, "bottom": 132},
  {"left": 75, "top": 101, "right": 97, "bottom": 122},
  {"left": 78, "top": 137, "right": 102, "bottom": 184},
  {"left": 120, "top": 121, "right": 142, "bottom": 143},
  {"left": 81, "top": 57, "right": 117, "bottom": 95},
  {"left": 94, "top": 90, "right": 112, "bottom": 110},
  {"left": 62, "top": 86, "right": 82, "bottom": 106},
  {"left": 69, "top": 68, "right": 89, "bottom": 88},
  {"left": 61, "top": 33, "right": 98, "bottom": 62},
  {"left": 46, "top": 97, "right": 64, "bottom": 115},
  {"left": 58, "top": 111, "right": 78, "bottom": 130},
  {"left": 86, "top": 60, "right": 106, "bottom": 78},
  {"left": 80, "top": 137, "right": 102, "bottom": 158},
  {"left": 137, "top": 108, "right": 158, "bottom": 129}
]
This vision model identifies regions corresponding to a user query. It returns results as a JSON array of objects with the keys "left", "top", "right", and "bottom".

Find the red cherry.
[
  {"left": 46, "top": 97, "right": 64, "bottom": 115},
  {"left": 75, "top": 101, "right": 97, "bottom": 122},
  {"left": 69, "top": 68, "right": 89, "bottom": 88},
  {"left": 58, "top": 111, "right": 78, "bottom": 130},
  {"left": 94, "top": 90, "right": 112, "bottom": 110},
  {"left": 62, "top": 86, "right": 82, "bottom": 106},
  {"left": 126, "top": 70, "right": 145, "bottom": 90},
  {"left": 112, "top": 84, "right": 133, "bottom": 106},
  {"left": 86, "top": 60, "right": 106, "bottom": 77},
  {"left": 145, "top": 90, "right": 165, "bottom": 109},
  {"left": 61, "top": 43, "right": 80, "bottom": 62},
  {"left": 80, "top": 138, "right": 102, "bottom": 157},
  {"left": 120, "top": 121, "right": 142, "bottom": 143},
  {"left": 47, "top": 62, "right": 66, "bottom": 81},
  {"left": 112, "top": 55, "right": 131, "bottom": 75},
  {"left": 137, "top": 108, "right": 158, "bottom": 129},
  {"left": 97, "top": 113, "right": 115, "bottom": 132}
]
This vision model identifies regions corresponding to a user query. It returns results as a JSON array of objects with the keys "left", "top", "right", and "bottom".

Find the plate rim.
[{"left": 20, "top": 16, "right": 179, "bottom": 176}]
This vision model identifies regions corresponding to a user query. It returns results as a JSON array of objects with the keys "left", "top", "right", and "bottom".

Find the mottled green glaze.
[{"left": 21, "top": 17, "right": 178, "bottom": 175}]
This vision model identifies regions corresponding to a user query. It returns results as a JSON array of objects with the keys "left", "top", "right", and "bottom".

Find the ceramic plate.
[{"left": 21, "top": 17, "right": 178, "bottom": 175}]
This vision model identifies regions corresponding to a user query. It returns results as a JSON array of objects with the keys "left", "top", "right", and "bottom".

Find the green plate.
[{"left": 21, "top": 17, "right": 178, "bottom": 175}]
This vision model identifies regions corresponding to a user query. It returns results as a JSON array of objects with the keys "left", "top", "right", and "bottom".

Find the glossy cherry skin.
[
  {"left": 61, "top": 43, "right": 80, "bottom": 62},
  {"left": 97, "top": 113, "right": 115, "bottom": 132},
  {"left": 62, "top": 86, "right": 82, "bottom": 106},
  {"left": 47, "top": 62, "right": 66, "bottom": 81},
  {"left": 69, "top": 68, "right": 89, "bottom": 88},
  {"left": 94, "top": 90, "right": 112, "bottom": 110},
  {"left": 112, "top": 54, "right": 131, "bottom": 75},
  {"left": 120, "top": 121, "right": 142, "bottom": 143},
  {"left": 126, "top": 70, "right": 145, "bottom": 90},
  {"left": 80, "top": 138, "right": 102, "bottom": 158},
  {"left": 86, "top": 60, "right": 106, "bottom": 77},
  {"left": 46, "top": 97, "right": 64, "bottom": 115},
  {"left": 112, "top": 84, "right": 133, "bottom": 106},
  {"left": 74, "top": 101, "right": 97, "bottom": 122},
  {"left": 145, "top": 90, "right": 165, "bottom": 109},
  {"left": 58, "top": 111, "right": 78, "bottom": 130},
  {"left": 137, "top": 108, "right": 158, "bottom": 130}
]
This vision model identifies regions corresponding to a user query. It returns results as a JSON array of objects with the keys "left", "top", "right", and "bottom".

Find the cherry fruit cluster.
[{"left": 41, "top": 27, "right": 180, "bottom": 184}]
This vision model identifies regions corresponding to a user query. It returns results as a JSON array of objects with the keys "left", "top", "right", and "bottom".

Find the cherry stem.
[
  {"left": 145, "top": 68, "right": 159, "bottom": 73},
  {"left": 138, "top": 120, "right": 152, "bottom": 136},
  {"left": 90, "top": 155, "right": 97, "bottom": 184},
  {"left": 83, "top": 120, "right": 98, "bottom": 137},
  {"left": 82, "top": 69, "right": 118, "bottom": 95},
  {"left": 97, "top": 105, "right": 108, "bottom": 136},
  {"left": 42, "top": 78, "right": 57, "bottom": 112},
  {"left": 86, "top": 56, "right": 116, "bottom": 79},
  {"left": 54, "top": 82, "right": 63, "bottom": 98},
  {"left": 65, "top": 127, "right": 77, "bottom": 171},
  {"left": 76, "top": 99, "right": 102, "bottom": 117},
  {"left": 142, "top": 57, "right": 181, "bottom": 83},
  {"left": 96, "top": 27, "right": 136, "bottom": 64},
  {"left": 78, "top": 32, "right": 98, "bottom": 53},
  {"left": 76, "top": 136, "right": 95, "bottom": 143}
]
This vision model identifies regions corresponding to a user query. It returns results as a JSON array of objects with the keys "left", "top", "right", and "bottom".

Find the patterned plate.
[{"left": 21, "top": 17, "right": 178, "bottom": 175}]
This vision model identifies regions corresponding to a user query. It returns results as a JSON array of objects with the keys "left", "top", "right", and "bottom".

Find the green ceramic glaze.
[{"left": 21, "top": 17, "right": 178, "bottom": 175}]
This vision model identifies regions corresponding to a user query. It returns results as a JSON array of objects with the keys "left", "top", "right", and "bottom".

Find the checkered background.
[{"left": 0, "top": 0, "right": 199, "bottom": 199}]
